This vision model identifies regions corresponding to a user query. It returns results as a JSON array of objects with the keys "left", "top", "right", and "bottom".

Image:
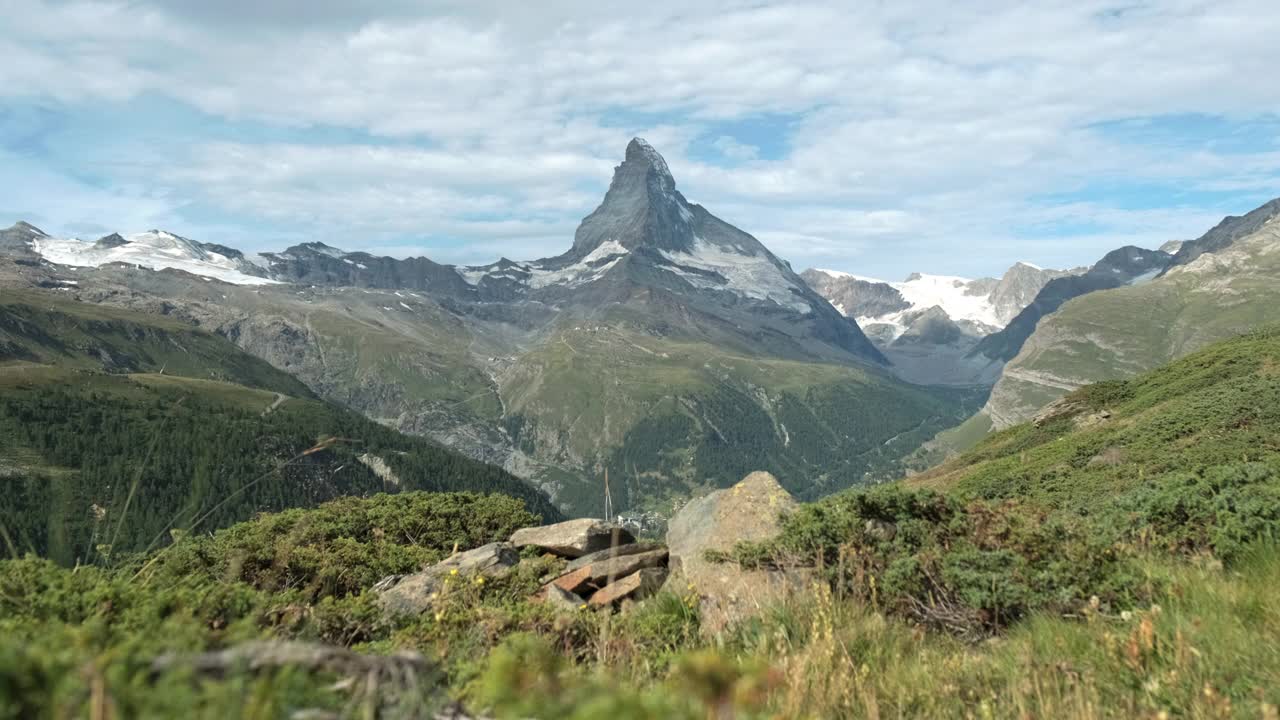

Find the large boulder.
[
  {"left": 376, "top": 542, "right": 518, "bottom": 616},
  {"left": 510, "top": 518, "right": 635, "bottom": 558},
  {"left": 665, "top": 471, "right": 807, "bottom": 633}
]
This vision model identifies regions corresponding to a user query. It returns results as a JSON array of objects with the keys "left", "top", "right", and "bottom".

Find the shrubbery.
[
  {"left": 1112, "top": 461, "right": 1280, "bottom": 561},
  {"left": 724, "top": 486, "right": 1145, "bottom": 635},
  {"left": 151, "top": 492, "right": 538, "bottom": 598}
]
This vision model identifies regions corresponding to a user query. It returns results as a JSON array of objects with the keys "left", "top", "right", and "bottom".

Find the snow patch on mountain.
[
  {"left": 458, "top": 240, "right": 631, "bottom": 290},
  {"left": 661, "top": 237, "right": 809, "bottom": 312},
  {"left": 811, "top": 269, "right": 1003, "bottom": 338},
  {"left": 31, "top": 231, "right": 278, "bottom": 285}
]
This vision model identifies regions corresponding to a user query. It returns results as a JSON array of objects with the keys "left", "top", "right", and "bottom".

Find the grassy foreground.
[
  {"left": 0, "top": 490, "right": 1277, "bottom": 719},
  {"left": 3, "top": 330, "right": 1279, "bottom": 718}
]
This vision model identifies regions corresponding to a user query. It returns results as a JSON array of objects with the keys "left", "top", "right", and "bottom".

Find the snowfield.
[
  {"left": 32, "top": 231, "right": 278, "bottom": 286},
  {"left": 662, "top": 237, "right": 810, "bottom": 312}
]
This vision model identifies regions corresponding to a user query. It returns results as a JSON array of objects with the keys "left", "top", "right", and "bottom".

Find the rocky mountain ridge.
[
  {"left": 0, "top": 139, "right": 975, "bottom": 517},
  {"left": 953, "top": 197, "right": 1280, "bottom": 443}
]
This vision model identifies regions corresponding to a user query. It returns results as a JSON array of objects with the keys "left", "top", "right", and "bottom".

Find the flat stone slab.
[
  {"left": 548, "top": 548, "right": 669, "bottom": 595},
  {"left": 564, "top": 541, "right": 665, "bottom": 573},
  {"left": 510, "top": 518, "right": 635, "bottom": 558},
  {"left": 376, "top": 542, "right": 518, "bottom": 616},
  {"left": 589, "top": 567, "right": 668, "bottom": 607}
]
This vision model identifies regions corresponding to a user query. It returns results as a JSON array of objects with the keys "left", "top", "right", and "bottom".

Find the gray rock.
[
  {"left": 863, "top": 519, "right": 897, "bottom": 542},
  {"left": 563, "top": 541, "right": 666, "bottom": 573},
  {"left": 376, "top": 542, "right": 518, "bottom": 616},
  {"left": 536, "top": 583, "right": 586, "bottom": 612},
  {"left": 986, "top": 261, "right": 1078, "bottom": 325},
  {"left": 665, "top": 471, "right": 807, "bottom": 633},
  {"left": 510, "top": 518, "right": 635, "bottom": 558},
  {"left": 548, "top": 548, "right": 669, "bottom": 595},
  {"left": 799, "top": 269, "right": 910, "bottom": 318},
  {"left": 588, "top": 567, "right": 668, "bottom": 607}
]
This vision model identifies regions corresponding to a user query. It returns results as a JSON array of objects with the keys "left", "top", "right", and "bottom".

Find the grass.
[
  {"left": 913, "top": 328, "right": 1280, "bottom": 517},
  {"left": 1, "top": 507, "right": 1276, "bottom": 719}
]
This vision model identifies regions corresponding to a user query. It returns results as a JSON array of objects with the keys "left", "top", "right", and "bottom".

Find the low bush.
[{"left": 724, "top": 486, "right": 1145, "bottom": 635}]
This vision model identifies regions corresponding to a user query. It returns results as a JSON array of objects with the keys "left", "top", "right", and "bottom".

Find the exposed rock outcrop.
[
  {"left": 376, "top": 542, "right": 519, "bottom": 616},
  {"left": 665, "top": 471, "right": 808, "bottom": 633}
]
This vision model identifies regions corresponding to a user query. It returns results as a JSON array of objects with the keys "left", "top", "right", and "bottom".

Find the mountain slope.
[
  {"left": 909, "top": 328, "right": 1280, "bottom": 543},
  {"left": 0, "top": 288, "right": 313, "bottom": 395},
  {"left": 968, "top": 246, "right": 1173, "bottom": 365},
  {"left": 0, "top": 294, "right": 560, "bottom": 564},
  {"left": 979, "top": 200, "right": 1280, "bottom": 429}
]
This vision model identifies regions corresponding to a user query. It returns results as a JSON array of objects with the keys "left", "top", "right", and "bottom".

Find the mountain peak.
[
  {"left": 624, "top": 137, "right": 675, "bottom": 190},
  {"left": 569, "top": 138, "right": 692, "bottom": 256},
  {"left": 7, "top": 221, "right": 48, "bottom": 237},
  {"left": 94, "top": 233, "right": 128, "bottom": 249}
]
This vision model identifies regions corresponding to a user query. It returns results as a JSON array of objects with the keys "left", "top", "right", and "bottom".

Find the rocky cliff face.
[
  {"left": 799, "top": 270, "right": 909, "bottom": 319},
  {"left": 987, "top": 262, "right": 1078, "bottom": 325}
]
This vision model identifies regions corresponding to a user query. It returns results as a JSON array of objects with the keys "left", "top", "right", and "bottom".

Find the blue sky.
[{"left": 3, "top": 0, "right": 1280, "bottom": 279}]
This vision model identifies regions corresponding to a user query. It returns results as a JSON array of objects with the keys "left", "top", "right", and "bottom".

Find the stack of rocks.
[{"left": 518, "top": 519, "right": 670, "bottom": 610}]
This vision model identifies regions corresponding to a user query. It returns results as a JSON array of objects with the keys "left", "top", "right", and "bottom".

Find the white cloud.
[{"left": 3, "top": 0, "right": 1280, "bottom": 277}]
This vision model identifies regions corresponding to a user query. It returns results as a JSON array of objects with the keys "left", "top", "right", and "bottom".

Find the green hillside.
[
  {"left": 1, "top": 332, "right": 1278, "bottom": 717},
  {"left": 0, "top": 289, "right": 313, "bottom": 396},
  {"left": 911, "top": 328, "right": 1280, "bottom": 558},
  {"left": 0, "top": 292, "right": 560, "bottom": 564},
  {"left": 500, "top": 323, "right": 983, "bottom": 516}
]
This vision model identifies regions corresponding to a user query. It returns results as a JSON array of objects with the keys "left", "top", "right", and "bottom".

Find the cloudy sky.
[{"left": 3, "top": 0, "right": 1280, "bottom": 279}]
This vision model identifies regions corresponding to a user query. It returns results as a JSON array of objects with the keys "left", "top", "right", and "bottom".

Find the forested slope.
[{"left": 0, "top": 292, "right": 560, "bottom": 564}]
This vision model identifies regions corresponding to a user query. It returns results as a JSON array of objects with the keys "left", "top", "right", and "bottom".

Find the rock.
[
  {"left": 1032, "top": 396, "right": 1087, "bottom": 427},
  {"left": 536, "top": 584, "right": 586, "bottom": 612},
  {"left": 563, "top": 541, "right": 665, "bottom": 573},
  {"left": 547, "top": 548, "right": 669, "bottom": 595},
  {"left": 376, "top": 542, "right": 518, "bottom": 616},
  {"left": 549, "top": 566, "right": 594, "bottom": 595},
  {"left": 863, "top": 519, "right": 897, "bottom": 542},
  {"left": 588, "top": 567, "right": 668, "bottom": 607},
  {"left": 665, "top": 471, "right": 808, "bottom": 633},
  {"left": 510, "top": 518, "right": 635, "bottom": 558}
]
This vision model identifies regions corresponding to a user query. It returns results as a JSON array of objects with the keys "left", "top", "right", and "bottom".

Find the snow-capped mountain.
[
  {"left": 456, "top": 138, "right": 827, "bottom": 315},
  {"left": 13, "top": 137, "right": 884, "bottom": 366},
  {"left": 802, "top": 262, "right": 1077, "bottom": 342},
  {"left": 26, "top": 229, "right": 277, "bottom": 285},
  {"left": 3, "top": 138, "right": 957, "bottom": 518}
]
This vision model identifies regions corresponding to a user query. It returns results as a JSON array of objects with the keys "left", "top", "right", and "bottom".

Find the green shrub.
[
  {"left": 726, "top": 486, "right": 1143, "bottom": 635},
  {"left": 151, "top": 492, "right": 537, "bottom": 598},
  {"left": 1113, "top": 462, "right": 1280, "bottom": 561}
]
